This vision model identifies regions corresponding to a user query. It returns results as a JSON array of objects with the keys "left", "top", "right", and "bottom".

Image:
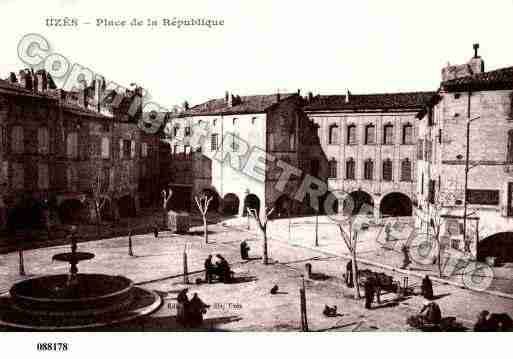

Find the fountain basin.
[
  {"left": 9, "top": 274, "right": 133, "bottom": 318},
  {"left": 52, "top": 252, "right": 95, "bottom": 263}
]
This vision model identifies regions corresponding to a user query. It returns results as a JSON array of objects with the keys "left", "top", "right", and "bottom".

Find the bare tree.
[
  {"left": 248, "top": 207, "right": 274, "bottom": 265},
  {"left": 161, "top": 188, "right": 173, "bottom": 227},
  {"left": 415, "top": 187, "right": 457, "bottom": 278},
  {"left": 91, "top": 170, "right": 109, "bottom": 239},
  {"left": 336, "top": 218, "right": 360, "bottom": 299},
  {"left": 194, "top": 194, "right": 213, "bottom": 244}
]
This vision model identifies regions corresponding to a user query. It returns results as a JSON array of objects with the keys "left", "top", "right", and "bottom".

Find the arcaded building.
[
  {"left": 304, "top": 90, "right": 434, "bottom": 218},
  {"left": 416, "top": 46, "right": 513, "bottom": 262},
  {"left": 163, "top": 92, "right": 320, "bottom": 217}
]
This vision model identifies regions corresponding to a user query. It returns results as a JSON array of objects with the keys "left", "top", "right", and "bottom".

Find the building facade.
[
  {"left": 163, "top": 92, "right": 320, "bottom": 217},
  {"left": 304, "top": 91, "right": 434, "bottom": 219},
  {"left": 0, "top": 69, "right": 157, "bottom": 236},
  {"left": 416, "top": 46, "right": 513, "bottom": 262}
]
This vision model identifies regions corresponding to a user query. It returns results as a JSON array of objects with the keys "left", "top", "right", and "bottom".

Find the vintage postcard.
[{"left": 0, "top": 0, "right": 512, "bottom": 356}]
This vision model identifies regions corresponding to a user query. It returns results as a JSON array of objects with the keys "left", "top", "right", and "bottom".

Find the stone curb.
[{"left": 224, "top": 222, "right": 513, "bottom": 302}]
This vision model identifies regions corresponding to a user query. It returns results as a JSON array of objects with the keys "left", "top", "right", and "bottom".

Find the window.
[
  {"left": 428, "top": 180, "right": 436, "bottom": 204},
  {"left": 11, "top": 126, "right": 24, "bottom": 154},
  {"left": 365, "top": 124, "right": 375, "bottom": 144},
  {"left": 67, "top": 166, "right": 77, "bottom": 191},
  {"left": 211, "top": 133, "right": 219, "bottom": 151},
  {"left": 346, "top": 158, "right": 355, "bottom": 180},
  {"left": 467, "top": 189, "right": 500, "bottom": 205},
  {"left": 67, "top": 132, "right": 78, "bottom": 158},
  {"left": 101, "top": 137, "right": 110, "bottom": 159},
  {"left": 101, "top": 167, "right": 110, "bottom": 192},
  {"left": 382, "top": 159, "right": 393, "bottom": 181},
  {"left": 310, "top": 159, "right": 320, "bottom": 177},
  {"left": 425, "top": 140, "right": 432, "bottom": 162},
  {"left": 347, "top": 124, "right": 357, "bottom": 144},
  {"left": 289, "top": 133, "right": 296, "bottom": 151},
  {"left": 122, "top": 139, "right": 131, "bottom": 158},
  {"left": 417, "top": 139, "right": 424, "bottom": 160},
  {"left": 231, "top": 134, "right": 239, "bottom": 152},
  {"left": 130, "top": 140, "right": 136, "bottom": 158},
  {"left": 141, "top": 163, "right": 147, "bottom": 178},
  {"left": 383, "top": 124, "right": 394, "bottom": 144},
  {"left": 173, "top": 127, "right": 179, "bottom": 137},
  {"left": 328, "top": 124, "right": 339, "bottom": 144},
  {"left": 402, "top": 123, "right": 413, "bottom": 144},
  {"left": 364, "top": 159, "right": 373, "bottom": 180},
  {"left": 328, "top": 159, "right": 337, "bottom": 179},
  {"left": 38, "top": 127, "right": 49, "bottom": 155},
  {"left": 185, "top": 127, "right": 191, "bottom": 136},
  {"left": 1, "top": 126, "right": 7, "bottom": 152},
  {"left": 38, "top": 163, "right": 49, "bottom": 190},
  {"left": 101, "top": 123, "right": 110, "bottom": 132},
  {"left": 141, "top": 143, "right": 148, "bottom": 158},
  {"left": 401, "top": 158, "right": 412, "bottom": 181},
  {"left": 507, "top": 130, "right": 513, "bottom": 163},
  {"left": 12, "top": 162, "right": 24, "bottom": 189}
]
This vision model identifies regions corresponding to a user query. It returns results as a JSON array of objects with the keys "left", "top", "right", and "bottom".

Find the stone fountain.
[{"left": 0, "top": 227, "right": 162, "bottom": 330}]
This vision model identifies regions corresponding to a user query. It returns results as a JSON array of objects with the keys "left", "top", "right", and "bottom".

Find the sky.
[{"left": 1, "top": 0, "right": 512, "bottom": 109}]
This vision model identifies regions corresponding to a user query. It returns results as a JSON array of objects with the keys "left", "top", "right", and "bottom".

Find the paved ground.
[{"left": 1, "top": 217, "right": 512, "bottom": 331}]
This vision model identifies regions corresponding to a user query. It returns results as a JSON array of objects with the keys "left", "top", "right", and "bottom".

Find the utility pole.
[
  {"left": 462, "top": 88, "right": 471, "bottom": 253},
  {"left": 314, "top": 210, "right": 319, "bottom": 247}
]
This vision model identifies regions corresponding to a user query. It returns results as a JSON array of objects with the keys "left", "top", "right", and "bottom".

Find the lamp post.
[{"left": 462, "top": 106, "right": 481, "bottom": 253}]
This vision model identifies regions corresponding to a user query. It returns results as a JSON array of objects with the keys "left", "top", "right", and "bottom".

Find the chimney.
[
  {"left": 345, "top": 89, "right": 350, "bottom": 103},
  {"left": 225, "top": 91, "right": 230, "bottom": 104},
  {"left": 307, "top": 92, "right": 313, "bottom": 103},
  {"left": 18, "top": 69, "right": 33, "bottom": 90},
  {"left": 35, "top": 70, "right": 48, "bottom": 92},
  {"left": 276, "top": 92, "right": 281, "bottom": 102},
  {"left": 468, "top": 43, "right": 484, "bottom": 74},
  {"left": 8, "top": 72, "right": 17, "bottom": 84}
]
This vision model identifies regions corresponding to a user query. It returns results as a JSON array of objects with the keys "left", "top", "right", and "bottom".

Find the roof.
[
  {"left": 182, "top": 93, "right": 296, "bottom": 117},
  {"left": 0, "top": 79, "right": 113, "bottom": 120},
  {"left": 304, "top": 91, "right": 436, "bottom": 112},
  {"left": 442, "top": 66, "right": 513, "bottom": 91}
]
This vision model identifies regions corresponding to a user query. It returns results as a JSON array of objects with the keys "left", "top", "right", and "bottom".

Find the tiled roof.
[
  {"left": 304, "top": 91, "right": 436, "bottom": 111},
  {"left": 183, "top": 93, "right": 296, "bottom": 116},
  {"left": 442, "top": 66, "right": 513, "bottom": 91}
]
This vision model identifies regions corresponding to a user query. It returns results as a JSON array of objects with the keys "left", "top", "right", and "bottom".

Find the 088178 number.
[{"left": 36, "top": 343, "right": 69, "bottom": 351}]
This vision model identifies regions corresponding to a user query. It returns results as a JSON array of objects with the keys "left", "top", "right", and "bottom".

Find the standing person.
[
  {"left": 364, "top": 278, "right": 375, "bottom": 309},
  {"left": 189, "top": 293, "right": 210, "bottom": 327},
  {"left": 153, "top": 225, "right": 159, "bottom": 240},
  {"left": 346, "top": 260, "right": 354, "bottom": 287},
  {"left": 176, "top": 288, "right": 190, "bottom": 326},
  {"left": 204, "top": 255, "right": 214, "bottom": 283},
  {"left": 215, "top": 254, "right": 231, "bottom": 283},
  {"left": 421, "top": 275, "right": 433, "bottom": 299},
  {"left": 401, "top": 244, "right": 411, "bottom": 269},
  {"left": 128, "top": 230, "right": 134, "bottom": 256},
  {"left": 240, "top": 240, "right": 250, "bottom": 260}
]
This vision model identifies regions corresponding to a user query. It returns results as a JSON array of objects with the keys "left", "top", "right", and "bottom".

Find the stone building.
[
  {"left": 416, "top": 45, "right": 513, "bottom": 262},
  {"left": 163, "top": 92, "right": 320, "bottom": 217},
  {"left": 0, "top": 69, "right": 158, "bottom": 236},
  {"left": 304, "top": 90, "right": 434, "bottom": 219}
]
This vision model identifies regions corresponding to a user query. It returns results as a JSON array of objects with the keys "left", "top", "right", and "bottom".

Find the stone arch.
[
  {"left": 345, "top": 190, "right": 374, "bottom": 216},
  {"left": 200, "top": 188, "right": 220, "bottom": 212},
  {"left": 117, "top": 195, "right": 136, "bottom": 218},
  {"left": 243, "top": 194, "right": 260, "bottom": 217},
  {"left": 478, "top": 232, "right": 513, "bottom": 264},
  {"left": 222, "top": 193, "right": 240, "bottom": 216},
  {"left": 58, "top": 198, "right": 87, "bottom": 225},
  {"left": 379, "top": 192, "right": 412, "bottom": 217}
]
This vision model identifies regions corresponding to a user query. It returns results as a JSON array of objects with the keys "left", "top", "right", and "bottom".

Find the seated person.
[{"left": 420, "top": 300, "right": 442, "bottom": 325}]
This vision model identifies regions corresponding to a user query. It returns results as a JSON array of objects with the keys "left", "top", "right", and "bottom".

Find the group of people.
[
  {"left": 474, "top": 310, "right": 513, "bottom": 331},
  {"left": 176, "top": 288, "right": 210, "bottom": 328},
  {"left": 204, "top": 254, "right": 232, "bottom": 283}
]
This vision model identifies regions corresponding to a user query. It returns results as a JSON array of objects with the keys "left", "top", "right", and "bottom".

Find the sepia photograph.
[{"left": 0, "top": 0, "right": 512, "bottom": 356}]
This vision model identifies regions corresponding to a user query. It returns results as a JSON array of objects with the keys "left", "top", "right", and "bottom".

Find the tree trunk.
[
  {"left": 203, "top": 215, "right": 208, "bottom": 244},
  {"left": 351, "top": 249, "right": 360, "bottom": 299},
  {"left": 262, "top": 231, "right": 269, "bottom": 265}
]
